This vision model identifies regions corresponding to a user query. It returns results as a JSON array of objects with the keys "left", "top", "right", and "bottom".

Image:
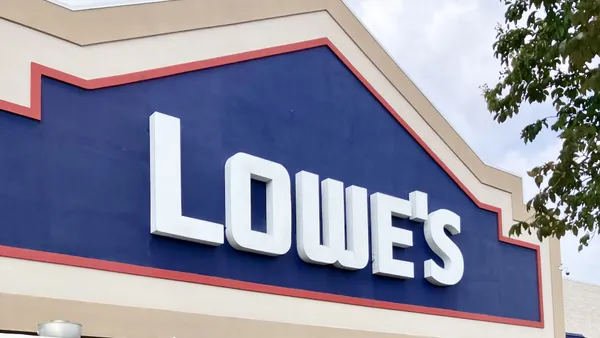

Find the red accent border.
[{"left": 0, "top": 38, "right": 544, "bottom": 328}]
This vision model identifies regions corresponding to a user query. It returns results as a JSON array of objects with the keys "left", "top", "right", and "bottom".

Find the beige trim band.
[
  {"left": 0, "top": 293, "right": 427, "bottom": 338},
  {"left": 550, "top": 238, "right": 566, "bottom": 338},
  {"left": 0, "top": 0, "right": 529, "bottom": 221}
]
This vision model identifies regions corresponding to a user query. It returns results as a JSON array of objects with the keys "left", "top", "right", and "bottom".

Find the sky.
[{"left": 344, "top": 0, "right": 600, "bottom": 286}]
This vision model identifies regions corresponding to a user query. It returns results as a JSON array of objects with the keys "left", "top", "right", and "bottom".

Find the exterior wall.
[
  {"left": 0, "top": 1, "right": 565, "bottom": 338},
  {"left": 564, "top": 279, "right": 600, "bottom": 338}
]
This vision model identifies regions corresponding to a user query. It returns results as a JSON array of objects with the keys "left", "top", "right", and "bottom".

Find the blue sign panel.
[{"left": 0, "top": 40, "right": 541, "bottom": 326}]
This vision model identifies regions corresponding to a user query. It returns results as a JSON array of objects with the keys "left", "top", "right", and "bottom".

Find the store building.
[
  {"left": 0, "top": 1, "right": 566, "bottom": 337},
  {"left": 564, "top": 279, "right": 600, "bottom": 337}
]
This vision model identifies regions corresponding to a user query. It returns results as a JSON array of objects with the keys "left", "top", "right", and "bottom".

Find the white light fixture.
[
  {"left": 37, "top": 320, "right": 82, "bottom": 338},
  {"left": 45, "top": 0, "right": 170, "bottom": 11},
  {"left": 0, "top": 320, "right": 82, "bottom": 338}
]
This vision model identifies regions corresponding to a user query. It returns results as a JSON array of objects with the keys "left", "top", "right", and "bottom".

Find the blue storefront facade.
[{"left": 0, "top": 1, "right": 566, "bottom": 338}]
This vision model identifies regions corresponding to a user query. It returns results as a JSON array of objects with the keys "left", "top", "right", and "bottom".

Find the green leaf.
[
  {"left": 483, "top": 0, "right": 600, "bottom": 251},
  {"left": 586, "top": 214, "right": 594, "bottom": 228},
  {"left": 581, "top": 233, "right": 591, "bottom": 246},
  {"left": 535, "top": 175, "right": 543, "bottom": 187}
]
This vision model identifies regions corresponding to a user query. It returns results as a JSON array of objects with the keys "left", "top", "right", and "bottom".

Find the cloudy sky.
[{"left": 344, "top": 0, "right": 600, "bottom": 285}]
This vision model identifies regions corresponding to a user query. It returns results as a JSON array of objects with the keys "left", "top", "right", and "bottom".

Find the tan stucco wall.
[
  {"left": 0, "top": 293, "right": 430, "bottom": 338},
  {"left": 564, "top": 279, "right": 600, "bottom": 337},
  {"left": 0, "top": 1, "right": 565, "bottom": 338}
]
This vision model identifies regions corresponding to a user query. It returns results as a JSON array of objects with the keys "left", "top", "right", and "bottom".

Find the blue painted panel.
[{"left": 0, "top": 46, "right": 540, "bottom": 321}]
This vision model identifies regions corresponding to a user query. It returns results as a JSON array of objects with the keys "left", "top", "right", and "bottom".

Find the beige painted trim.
[
  {"left": 0, "top": 293, "right": 429, "bottom": 338},
  {"left": 549, "top": 239, "right": 566, "bottom": 338},
  {"left": 0, "top": 0, "right": 529, "bottom": 221}
]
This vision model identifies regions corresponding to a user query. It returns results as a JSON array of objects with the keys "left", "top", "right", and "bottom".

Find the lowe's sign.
[
  {"left": 151, "top": 112, "right": 463, "bottom": 286},
  {"left": 0, "top": 42, "right": 541, "bottom": 327}
]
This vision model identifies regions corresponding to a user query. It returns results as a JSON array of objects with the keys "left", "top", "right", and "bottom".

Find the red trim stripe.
[{"left": 0, "top": 37, "right": 544, "bottom": 328}]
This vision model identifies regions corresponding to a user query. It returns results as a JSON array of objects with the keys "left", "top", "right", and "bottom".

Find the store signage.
[
  {"left": 0, "top": 41, "right": 542, "bottom": 326},
  {"left": 150, "top": 112, "right": 464, "bottom": 286}
]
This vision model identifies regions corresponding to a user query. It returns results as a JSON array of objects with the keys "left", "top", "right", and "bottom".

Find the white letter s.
[{"left": 424, "top": 209, "right": 464, "bottom": 286}]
